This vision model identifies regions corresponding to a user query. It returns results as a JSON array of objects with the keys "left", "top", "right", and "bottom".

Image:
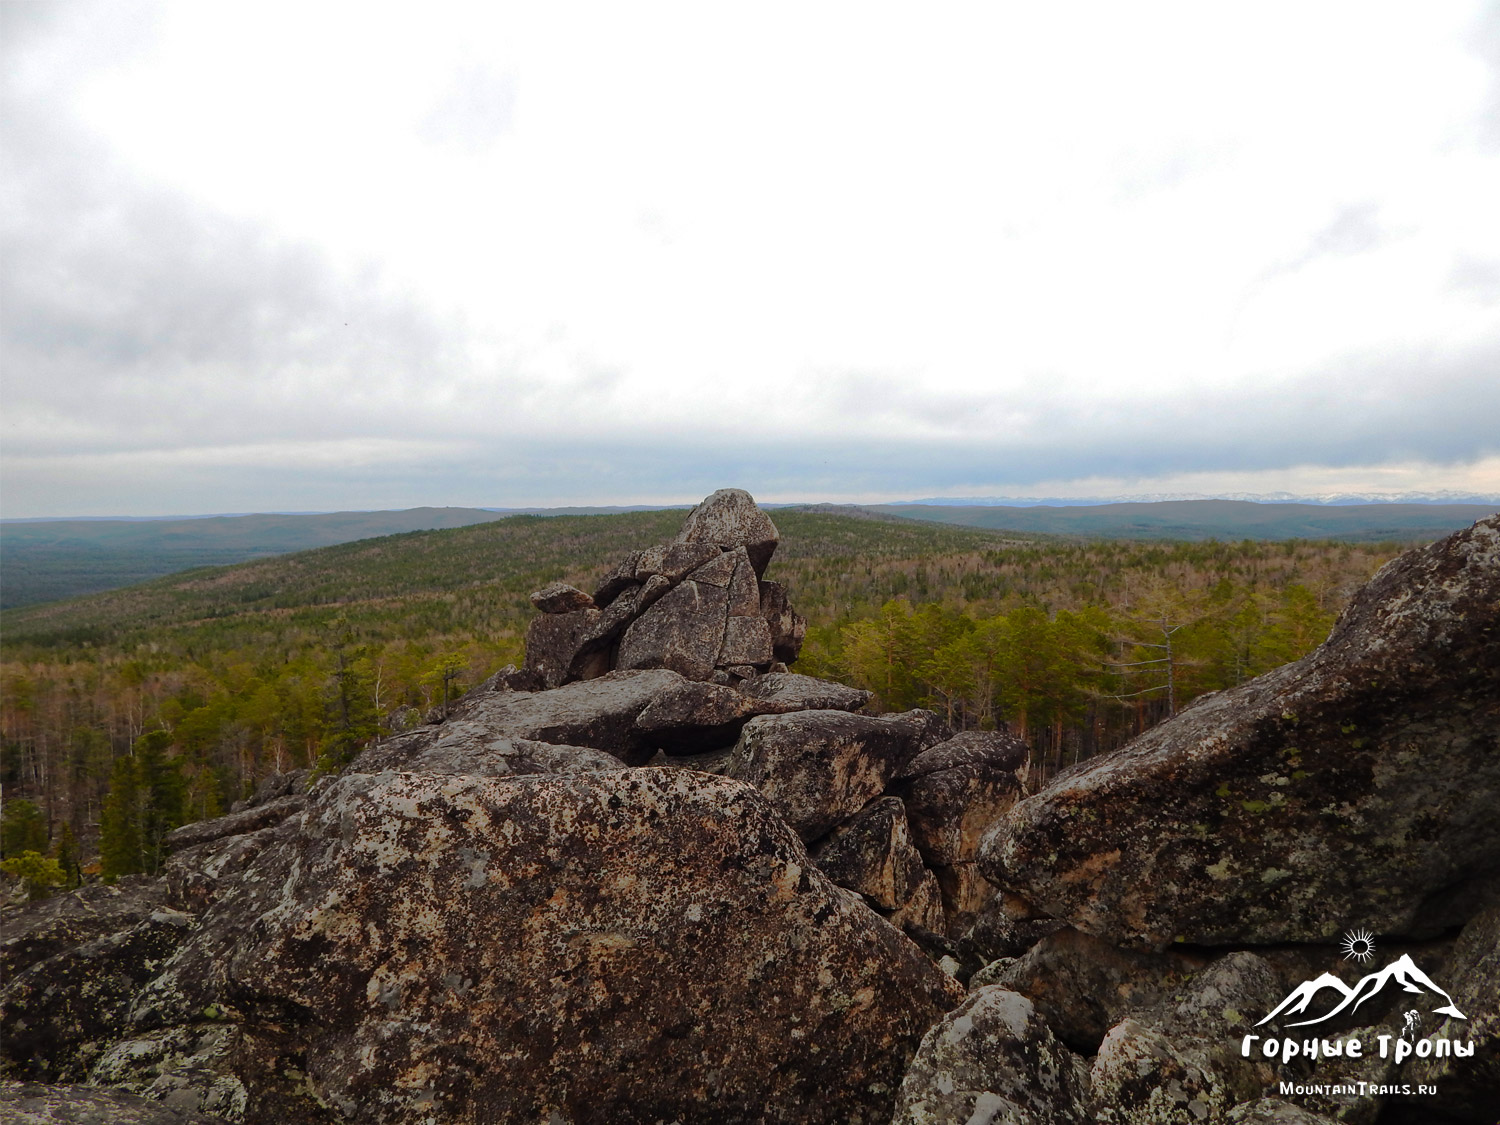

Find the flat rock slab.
[
  {"left": 981, "top": 516, "right": 1500, "bottom": 948},
  {"left": 0, "top": 1083, "right": 232, "bottom": 1124},
  {"left": 353, "top": 669, "right": 687, "bottom": 768},
  {"left": 740, "top": 672, "right": 871, "bottom": 713},
  {"left": 134, "top": 769, "right": 963, "bottom": 1125},
  {"left": 529, "top": 582, "right": 596, "bottom": 614},
  {"left": 0, "top": 877, "right": 168, "bottom": 983}
]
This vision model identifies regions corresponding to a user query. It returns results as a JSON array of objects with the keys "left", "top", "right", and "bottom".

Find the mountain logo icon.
[{"left": 1256, "top": 953, "right": 1468, "bottom": 1028}]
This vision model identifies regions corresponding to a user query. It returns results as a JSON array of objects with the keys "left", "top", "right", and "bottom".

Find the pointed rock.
[{"left": 676, "top": 488, "right": 780, "bottom": 577}]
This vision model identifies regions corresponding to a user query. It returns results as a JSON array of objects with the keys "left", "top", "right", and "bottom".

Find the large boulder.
[
  {"left": 616, "top": 580, "right": 730, "bottom": 682},
  {"left": 894, "top": 732, "right": 1028, "bottom": 866},
  {"left": 980, "top": 516, "right": 1500, "bottom": 949},
  {"left": 891, "top": 986, "right": 1092, "bottom": 1125},
  {"left": 725, "top": 710, "right": 947, "bottom": 843},
  {"left": 631, "top": 679, "right": 794, "bottom": 754},
  {"left": 130, "top": 769, "right": 963, "bottom": 1124},
  {"left": 523, "top": 607, "right": 606, "bottom": 688},
  {"left": 675, "top": 488, "right": 780, "bottom": 577}
]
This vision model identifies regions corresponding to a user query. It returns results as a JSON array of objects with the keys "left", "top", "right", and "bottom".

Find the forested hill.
[
  {"left": 870, "top": 498, "right": 1498, "bottom": 541},
  {"left": 0, "top": 506, "right": 520, "bottom": 608},
  {"left": 0, "top": 509, "right": 1030, "bottom": 649}
]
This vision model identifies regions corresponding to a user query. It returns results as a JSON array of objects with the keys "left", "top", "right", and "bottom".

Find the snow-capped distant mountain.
[
  {"left": 1258, "top": 955, "right": 1468, "bottom": 1028},
  {"left": 895, "top": 492, "right": 1500, "bottom": 508}
]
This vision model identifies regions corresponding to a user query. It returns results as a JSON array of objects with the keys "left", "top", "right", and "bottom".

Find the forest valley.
[{"left": 0, "top": 509, "right": 1402, "bottom": 893}]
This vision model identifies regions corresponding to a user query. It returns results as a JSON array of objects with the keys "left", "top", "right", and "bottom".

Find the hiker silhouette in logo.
[{"left": 1401, "top": 1009, "right": 1422, "bottom": 1043}]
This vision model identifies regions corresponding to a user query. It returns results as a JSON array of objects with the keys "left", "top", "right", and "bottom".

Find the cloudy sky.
[{"left": 3, "top": 2, "right": 1499, "bottom": 516}]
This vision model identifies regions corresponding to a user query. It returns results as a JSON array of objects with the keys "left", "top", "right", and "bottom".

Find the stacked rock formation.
[
  {"left": 4, "top": 500, "right": 1496, "bottom": 1125},
  {"left": 522, "top": 488, "right": 807, "bottom": 689}
]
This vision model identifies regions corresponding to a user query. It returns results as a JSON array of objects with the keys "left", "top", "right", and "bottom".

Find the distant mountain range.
[
  {"left": 1257, "top": 954, "right": 1467, "bottom": 1028},
  {"left": 895, "top": 491, "right": 1500, "bottom": 507},
  {"left": 866, "top": 499, "right": 1497, "bottom": 542}
]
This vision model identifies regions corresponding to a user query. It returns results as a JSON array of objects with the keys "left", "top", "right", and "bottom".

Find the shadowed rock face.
[
  {"left": 128, "top": 769, "right": 963, "bottom": 1125},
  {"left": 980, "top": 515, "right": 1500, "bottom": 949}
]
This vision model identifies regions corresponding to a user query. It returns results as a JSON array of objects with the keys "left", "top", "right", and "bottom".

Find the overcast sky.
[{"left": 3, "top": 2, "right": 1499, "bottom": 515}]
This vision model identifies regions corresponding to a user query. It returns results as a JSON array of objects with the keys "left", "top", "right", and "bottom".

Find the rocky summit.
[{"left": 3, "top": 498, "right": 1497, "bottom": 1125}]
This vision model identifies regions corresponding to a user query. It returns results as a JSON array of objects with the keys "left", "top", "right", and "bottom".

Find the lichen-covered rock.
[
  {"left": 1088, "top": 951, "right": 1287, "bottom": 1124},
  {"left": 616, "top": 580, "right": 730, "bottom": 682},
  {"left": 925, "top": 861, "right": 998, "bottom": 938},
  {"left": 0, "top": 1082, "right": 233, "bottom": 1124},
  {"left": 1225, "top": 1101, "right": 1343, "bottom": 1124},
  {"left": 0, "top": 877, "right": 167, "bottom": 984},
  {"left": 676, "top": 488, "right": 780, "bottom": 577},
  {"left": 632, "top": 679, "right": 793, "bottom": 754},
  {"left": 981, "top": 516, "right": 1500, "bottom": 949},
  {"left": 725, "top": 710, "right": 943, "bottom": 842},
  {"left": 980, "top": 928, "right": 1209, "bottom": 1053},
  {"left": 130, "top": 769, "right": 962, "bottom": 1124},
  {"left": 810, "top": 797, "right": 928, "bottom": 911},
  {"left": 87, "top": 1022, "right": 325, "bottom": 1123},
  {"left": 1, "top": 908, "right": 194, "bottom": 1082},
  {"left": 529, "top": 582, "right": 597, "bottom": 614},
  {"left": 165, "top": 822, "right": 291, "bottom": 913},
  {"left": 718, "top": 615, "right": 774, "bottom": 666},
  {"left": 896, "top": 730, "right": 1029, "bottom": 782},
  {"left": 1399, "top": 901, "right": 1500, "bottom": 1123},
  {"left": 888, "top": 870, "right": 946, "bottom": 937},
  {"left": 739, "top": 672, "right": 870, "bottom": 713},
  {"left": 523, "top": 606, "right": 606, "bottom": 688},
  {"left": 891, "top": 986, "right": 1092, "bottom": 1125},
  {"left": 352, "top": 669, "right": 685, "bottom": 769}
]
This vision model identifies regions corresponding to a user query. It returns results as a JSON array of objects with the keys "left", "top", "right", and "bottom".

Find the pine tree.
[{"left": 99, "top": 755, "right": 142, "bottom": 881}]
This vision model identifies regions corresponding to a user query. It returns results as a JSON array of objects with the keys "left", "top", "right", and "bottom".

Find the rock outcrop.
[
  {"left": 979, "top": 514, "right": 1500, "bottom": 949},
  {"left": 522, "top": 489, "right": 806, "bottom": 689}
]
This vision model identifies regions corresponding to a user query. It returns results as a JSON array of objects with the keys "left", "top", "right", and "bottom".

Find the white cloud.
[{"left": 2, "top": 1, "right": 1498, "bottom": 514}]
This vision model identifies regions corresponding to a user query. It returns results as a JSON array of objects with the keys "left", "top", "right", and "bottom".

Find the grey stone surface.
[
  {"left": 739, "top": 672, "right": 871, "bottom": 712},
  {"left": 529, "top": 582, "right": 596, "bottom": 614},
  {"left": 725, "top": 710, "right": 938, "bottom": 842},
  {"left": 675, "top": 488, "right": 780, "bottom": 577},
  {"left": 130, "top": 769, "right": 963, "bottom": 1124},
  {"left": 616, "top": 580, "right": 730, "bottom": 682},
  {"left": 0, "top": 1083, "right": 232, "bottom": 1124},
  {"left": 891, "top": 986, "right": 1091, "bottom": 1125}
]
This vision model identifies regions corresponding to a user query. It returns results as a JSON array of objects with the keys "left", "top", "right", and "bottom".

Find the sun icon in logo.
[{"left": 1340, "top": 928, "right": 1377, "bottom": 964}]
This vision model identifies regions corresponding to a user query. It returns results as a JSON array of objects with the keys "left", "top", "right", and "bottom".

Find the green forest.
[{"left": 1, "top": 508, "right": 1405, "bottom": 888}]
